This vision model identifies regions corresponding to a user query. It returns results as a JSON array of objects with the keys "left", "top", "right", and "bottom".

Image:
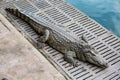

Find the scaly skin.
[{"left": 5, "top": 8, "right": 108, "bottom": 68}]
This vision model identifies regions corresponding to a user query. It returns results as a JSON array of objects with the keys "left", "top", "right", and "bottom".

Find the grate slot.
[
  {"left": 67, "top": 67, "right": 77, "bottom": 72},
  {"left": 73, "top": 69, "right": 87, "bottom": 77},
  {"left": 107, "top": 39, "right": 118, "bottom": 45},
  {"left": 48, "top": 0, "right": 64, "bottom": 5},
  {"left": 113, "top": 44, "right": 120, "bottom": 49},
  {"left": 70, "top": 66, "right": 84, "bottom": 74},
  {"left": 89, "top": 66, "right": 105, "bottom": 74},
  {"left": 89, "top": 26, "right": 100, "bottom": 32},
  {"left": 44, "top": 8, "right": 71, "bottom": 24},
  {"left": 58, "top": 3, "right": 83, "bottom": 20},
  {"left": 67, "top": 23, "right": 79, "bottom": 29},
  {"left": 102, "top": 35, "right": 113, "bottom": 40},
  {"left": 78, "top": 18, "right": 90, "bottom": 24},
  {"left": 90, "top": 41, "right": 100, "bottom": 45},
  {"left": 30, "top": 0, "right": 51, "bottom": 10},
  {"left": 109, "top": 74, "right": 119, "bottom": 80},
  {"left": 96, "top": 44, "right": 106, "bottom": 51},
  {"left": 59, "top": 59, "right": 65, "bottom": 63},
  {"left": 111, "top": 59, "right": 120, "bottom": 65},
  {"left": 91, "top": 67, "right": 99, "bottom": 71},
  {"left": 77, "top": 16, "right": 89, "bottom": 24},
  {"left": 103, "top": 72, "right": 115, "bottom": 79},
  {"left": 85, "top": 24, "right": 98, "bottom": 29},
  {"left": 52, "top": 52, "right": 60, "bottom": 57},
  {"left": 61, "top": 61, "right": 68, "bottom": 66},
  {"left": 47, "top": 48, "right": 54, "bottom": 52},
  {"left": 104, "top": 73, "right": 120, "bottom": 80},
  {"left": 100, "top": 49, "right": 112, "bottom": 55},
  {"left": 92, "top": 42, "right": 103, "bottom": 48},
  {"left": 82, "top": 21, "right": 95, "bottom": 26},
  {"left": 98, "top": 46, "right": 108, "bottom": 53},
  {"left": 64, "top": 64, "right": 71, "bottom": 68},
  {"left": 87, "top": 37, "right": 95, "bottom": 41},
  {"left": 110, "top": 40, "right": 120, "bottom": 46},
  {"left": 82, "top": 75, "right": 93, "bottom": 80},
  {"left": 82, "top": 34, "right": 95, "bottom": 41},
  {"left": 103, "top": 36, "right": 115, "bottom": 43},
  {"left": 103, "top": 51, "right": 114, "bottom": 58},
  {"left": 75, "top": 29, "right": 87, "bottom": 35},
  {"left": 97, "top": 31, "right": 107, "bottom": 37},
  {"left": 94, "top": 29, "right": 107, "bottom": 35},
  {"left": 37, "top": 13, "right": 55, "bottom": 24},
  {"left": 95, "top": 69, "right": 104, "bottom": 74},
  {"left": 76, "top": 72, "right": 90, "bottom": 79},
  {"left": 48, "top": 50, "right": 57, "bottom": 54},
  {"left": 80, "top": 19, "right": 92, "bottom": 25},
  {"left": 90, "top": 27, "right": 102, "bottom": 32},
  {"left": 72, "top": 27, "right": 84, "bottom": 33},
  {"left": 15, "top": 0, "right": 38, "bottom": 13},
  {"left": 62, "top": 61, "right": 69, "bottom": 66},
  {"left": 77, "top": 31, "right": 87, "bottom": 36},
  {"left": 74, "top": 28, "right": 85, "bottom": 34},
  {"left": 82, "top": 20, "right": 95, "bottom": 26},
  {"left": 108, "top": 56, "right": 120, "bottom": 63},
  {"left": 105, "top": 53, "right": 117, "bottom": 60},
  {"left": 70, "top": 26, "right": 82, "bottom": 31}
]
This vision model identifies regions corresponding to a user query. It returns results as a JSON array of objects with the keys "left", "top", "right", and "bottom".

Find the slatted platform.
[{"left": 0, "top": 0, "right": 120, "bottom": 80}]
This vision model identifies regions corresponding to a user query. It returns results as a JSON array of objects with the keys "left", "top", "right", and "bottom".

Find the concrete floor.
[{"left": 0, "top": 14, "right": 66, "bottom": 80}]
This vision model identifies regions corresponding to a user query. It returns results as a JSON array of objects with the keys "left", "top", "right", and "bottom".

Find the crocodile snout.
[{"left": 84, "top": 50, "right": 108, "bottom": 68}]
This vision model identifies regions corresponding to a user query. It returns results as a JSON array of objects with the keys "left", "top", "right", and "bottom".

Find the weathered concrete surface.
[{"left": 0, "top": 14, "right": 66, "bottom": 80}]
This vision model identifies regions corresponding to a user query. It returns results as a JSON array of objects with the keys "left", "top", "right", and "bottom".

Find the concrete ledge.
[{"left": 0, "top": 14, "right": 66, "bottom": 80}]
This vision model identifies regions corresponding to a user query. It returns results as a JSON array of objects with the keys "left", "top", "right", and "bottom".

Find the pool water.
[{"left": 66, "top": 0, "right": 120, "bottom": 37}]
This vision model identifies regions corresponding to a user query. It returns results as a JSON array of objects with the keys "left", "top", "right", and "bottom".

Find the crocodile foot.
[{"left": 64, "top": 51, "right": 78, "bottom": 67}]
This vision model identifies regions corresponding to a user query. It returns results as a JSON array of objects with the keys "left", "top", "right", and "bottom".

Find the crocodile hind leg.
[
  {"left": 64, "top": 51, "right": 78, "bottom": 67},
  {"left": 37, "top": 29, "right": 50, "bottom": 49}
]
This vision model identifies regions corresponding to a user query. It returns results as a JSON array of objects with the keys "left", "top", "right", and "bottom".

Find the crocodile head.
[
  {"left": 85, "top": 50, "right": 108, "bottom": 68},
  {"left": 78, "top": 44, "right": 108, "bottom": 68}
]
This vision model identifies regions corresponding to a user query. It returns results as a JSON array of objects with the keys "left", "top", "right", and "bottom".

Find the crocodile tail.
[
  {"left": 5, "top": 8, "right": 44, "bottom": 34},
  {"left": 5, "top": 8, "right": 29, "bottom": 22}
]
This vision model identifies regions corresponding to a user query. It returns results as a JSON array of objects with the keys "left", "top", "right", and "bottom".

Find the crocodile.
[{"left": 5, "top": 8, "right": 108, "bottom": 68}]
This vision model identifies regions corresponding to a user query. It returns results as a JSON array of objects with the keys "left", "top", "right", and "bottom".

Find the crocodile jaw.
[{"left": 83, "top": 50, "right": 108, "bottom": 68}]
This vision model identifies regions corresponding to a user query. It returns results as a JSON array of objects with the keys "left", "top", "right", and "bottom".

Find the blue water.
[{"left": 66, "top": 0, "right": 120, "bottom": 37}]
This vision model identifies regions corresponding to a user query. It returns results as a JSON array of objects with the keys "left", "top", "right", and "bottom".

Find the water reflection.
[{"left": 66, "top": 0, "right": 120, "bottom": 37}]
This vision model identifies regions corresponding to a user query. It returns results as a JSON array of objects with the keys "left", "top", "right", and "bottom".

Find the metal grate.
[{"left": 1, "top": 0, "right": 120, "bottom": 80}]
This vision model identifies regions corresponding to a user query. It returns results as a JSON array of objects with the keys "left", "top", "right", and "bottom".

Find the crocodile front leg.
[
  {"left": 64, "top": 51, "right": 78, "bottom": 67},
  {"left": 37, "top": 29, "right": 50, "bottom": 49}
]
